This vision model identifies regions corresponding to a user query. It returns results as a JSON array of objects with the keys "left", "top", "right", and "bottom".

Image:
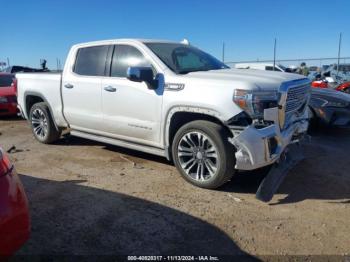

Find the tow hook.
[{"left": 256, "top": 143, "right": 305, "bottom": 202}]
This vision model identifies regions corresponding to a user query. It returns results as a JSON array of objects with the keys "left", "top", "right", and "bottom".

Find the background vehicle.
[
  {"left": 0, "top": 73, "right": 18, "bottom": 116},
  {"left": 311, "top": 77, "right": 350, "bottom": 93},
  {"left": 16, "top": 39, "right": 310, "bottom": 192},
  {"left": 307, "top": 66, "right": 319, "bottom": 79},
  {"left": 2, "top": 66, "right": 46, "bottom": 74},
  {"left": 323, "top": 63, "right": 350, "bottom": 83},
  {"left": 234, "top": 64, "right": 350, "bottom": 128},
  {"left": 309, "top": 88, "right": 350, "bottom": 128},
  {"left": 311, "top": 79, "right": 328, "bottom": 88},
  {"left": 336, "top": 81, "right": 350, "bottom": 94},
  {"left": 234, "top": 62, "right": 286, "bottom": 72},
  {"left": 0, "top": 147, "right": 30, "bottom": 256}
]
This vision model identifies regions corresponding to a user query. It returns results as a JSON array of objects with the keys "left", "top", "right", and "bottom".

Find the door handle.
[
  {"left": 64, "top": 83, "right": 74, "bottom": 89},
  {"left": 104, "top": 86, "right": 117, "bottom": 92}
]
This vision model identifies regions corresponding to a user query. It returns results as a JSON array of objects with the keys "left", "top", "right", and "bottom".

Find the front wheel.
[
  {"left": 29, "top": 102, "right": 61, "bottom": 144},
  {"left": 172, "top": 120, "right": 236, "bottom": 189}
]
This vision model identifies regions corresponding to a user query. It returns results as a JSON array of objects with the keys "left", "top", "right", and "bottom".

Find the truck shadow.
[
  {"left": 55, "top": 134, "right": 173, "bottom": 165},
  {"left": 54, "top": 128, "right": 350, "bottom": 205},
  {"left": 222, "top": 127, "right": 350, "bottom": 205},
  {"left": 17, "top": 175, "right": 255, "bottom": 258},
  {"left": 0, "top": 115, "right": 24, "bottom": 122}
]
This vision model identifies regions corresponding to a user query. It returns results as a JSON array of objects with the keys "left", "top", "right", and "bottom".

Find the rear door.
[{"left": 62, "top": 45, "right": 110, "bottom": 132}]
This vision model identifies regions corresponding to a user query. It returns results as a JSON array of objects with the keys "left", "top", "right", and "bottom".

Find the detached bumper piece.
[{"left": 256, "top": 142, "right": 304, "bottom": 202}]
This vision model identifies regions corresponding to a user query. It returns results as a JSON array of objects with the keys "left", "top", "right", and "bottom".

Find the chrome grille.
[{"left": 285, "top": 83, "right": 310, "bottom": 113}]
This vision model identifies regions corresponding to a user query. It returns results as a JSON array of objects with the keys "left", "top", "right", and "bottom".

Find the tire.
[
  {"left": 29, "top": 102, "right": 61, "bottom": 144},
  {"left": 344, "top": 88, "right": 350, "bottom": 94},
  {"left": 172, "top": 120, "right": 236, "bottom": 189}
]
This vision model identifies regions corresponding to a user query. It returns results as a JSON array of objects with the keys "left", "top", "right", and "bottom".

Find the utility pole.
[
  {"left": 273, "top": 38, "right": 277, "bottom": 71},
  {"left": 7, "top": 58, "right": 10, "bottom": 67},
  {"left": 337, "top": 33, "right": 342, "bottom": 77},
  {"left": 222, "top": 42, "right": 225, "bottom": 63}
]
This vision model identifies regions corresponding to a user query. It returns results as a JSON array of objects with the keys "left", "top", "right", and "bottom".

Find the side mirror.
[{"left": 127, "top": 67, "right": 157, "bottom": 89}]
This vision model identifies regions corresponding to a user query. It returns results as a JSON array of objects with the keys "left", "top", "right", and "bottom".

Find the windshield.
[
  {"left": 0, "top": 75, "right": 14, "bottom": 87},
  {"left": 145, "top": 43, "right": 229, "bottom": 74}
]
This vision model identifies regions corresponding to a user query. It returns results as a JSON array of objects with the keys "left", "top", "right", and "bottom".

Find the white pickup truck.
[{"left": 16, "top": 39, "right": 310, "bottom": 198}]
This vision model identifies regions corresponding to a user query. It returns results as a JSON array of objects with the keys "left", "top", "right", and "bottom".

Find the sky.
[{"left": 1, "top": 0, "right": 349, "bottom": 69}]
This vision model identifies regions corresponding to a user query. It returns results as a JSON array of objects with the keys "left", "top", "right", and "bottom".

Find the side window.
[
  {"left": 111, "top": 45, "right": 150, "bottom": 77},
  {"left": 74, "top": 45, "right": 109, "bottom": 76}
]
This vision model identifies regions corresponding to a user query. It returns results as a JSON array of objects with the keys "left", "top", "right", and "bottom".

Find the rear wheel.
[
  {"left": 29, "top": 102, "right": 61, "bottom": 144},
  {"left": 172, "top": 120, "right": 236, "bottom": 189}
]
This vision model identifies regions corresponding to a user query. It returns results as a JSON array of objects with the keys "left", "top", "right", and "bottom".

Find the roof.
[{"left": 73, "top": 38, "right": 181, "bottom": 48}]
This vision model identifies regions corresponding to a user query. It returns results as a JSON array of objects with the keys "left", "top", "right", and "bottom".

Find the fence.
[{"left": 226, "top": 57, "right": 350, "bottom": 69}]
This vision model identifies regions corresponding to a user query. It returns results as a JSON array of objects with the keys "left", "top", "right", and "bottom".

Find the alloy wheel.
[
  {"left": 177, "top": 131, "right": 219, "bottom": 181},
  {"left": 31, "top": 108, "right": 48, "bottom": 139}
]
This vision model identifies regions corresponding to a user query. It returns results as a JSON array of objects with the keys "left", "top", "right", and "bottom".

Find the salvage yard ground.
[{"left": 1, "top": 117, "right": 349, "bottom": 257}]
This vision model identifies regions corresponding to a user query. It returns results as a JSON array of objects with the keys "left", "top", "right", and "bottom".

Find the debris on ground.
[
  {"left": 228, "top": 193, "right": 243, "bottom": 202},
  {"left": 7, "top": 145, "right": 24, "bottom": 154},
  {"left": 120, "top": 155, "right": 144, "bottom": 169}
]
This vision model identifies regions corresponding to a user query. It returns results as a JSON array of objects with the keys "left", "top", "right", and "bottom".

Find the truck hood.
[{"left": 181, "top": 68, "right": 307, "bottom": 91}]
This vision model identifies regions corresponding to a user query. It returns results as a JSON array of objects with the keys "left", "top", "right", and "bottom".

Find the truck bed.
[{"left": 16, "top": 72, "right": 67, "bottom": 127}]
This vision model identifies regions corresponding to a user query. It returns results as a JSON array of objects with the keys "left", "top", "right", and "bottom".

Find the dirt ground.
[{"left": 1, "top": 117, "right": 349, "bottom": 258}]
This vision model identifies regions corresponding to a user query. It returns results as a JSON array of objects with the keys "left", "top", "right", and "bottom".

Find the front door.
[{"left": 101, "top": 44, "right": 163, "bottom": 147}]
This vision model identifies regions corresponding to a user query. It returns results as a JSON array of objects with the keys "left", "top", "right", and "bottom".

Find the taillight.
[
  {"left": 11, "top": 78, "right": 18, "bottom": 95},
  {"left": 0, "top": 148, "right": 12, "bottom": 176}
]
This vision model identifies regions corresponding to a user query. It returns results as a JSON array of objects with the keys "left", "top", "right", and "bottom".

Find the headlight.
[
  {"left": 0, "top": 96, "right": 8, "bottom": 104},
  {"left": 323, "top": 100, "right": 349, "bottom": 108},
  {"left": 233, "top": 89, "right": 278, "bottom": 119}
]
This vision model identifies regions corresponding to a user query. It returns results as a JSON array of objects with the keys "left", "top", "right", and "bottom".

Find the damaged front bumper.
[{"left": 229, "top": 107, "right": 309, "bottom": 171}]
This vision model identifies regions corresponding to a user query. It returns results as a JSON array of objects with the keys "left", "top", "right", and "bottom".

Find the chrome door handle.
[
  {"left": 64, "top": 83, "right": 74, "bottom": 89},
  {"left": 104, "top": 86, "right": 117, "bottom": 92}
]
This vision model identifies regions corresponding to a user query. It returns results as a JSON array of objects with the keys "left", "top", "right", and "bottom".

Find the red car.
[
  {"left": 336, "top": 81, "right": 350, "bottom": 94},
  {"left": 311, "top": 80, "right": 328, "bottom": 89},
  {"left": 311, "top": 79, "right": 350, "bottom": 94},
  {"left": 0, "top": 73, "right": 18, "bottom": 116},
  {"left": 0, "top": 147, "right": 30, "bottom": 256}
]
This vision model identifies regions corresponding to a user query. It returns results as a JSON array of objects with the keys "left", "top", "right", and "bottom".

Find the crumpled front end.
[{"left": 230, "top": 78, "right": 311, "bottom": 170}]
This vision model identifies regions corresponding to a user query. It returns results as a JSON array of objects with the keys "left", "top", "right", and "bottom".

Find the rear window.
[
  {"left": 73, "top": 45, "right": 109, "bottom": 76},
  {"left": 0, "top": 75, "right": 14, "bottom": 87}
]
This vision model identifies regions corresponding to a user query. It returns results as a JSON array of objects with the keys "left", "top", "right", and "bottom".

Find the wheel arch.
[
  {"left": 24, "top": 91, "right": 60, "bottom": 130},
  {"left": 164, "top": 106, "right": 233, "bottom": 161}
]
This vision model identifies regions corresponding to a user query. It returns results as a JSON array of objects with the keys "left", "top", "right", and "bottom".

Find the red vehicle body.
[
  {"left": 311, "top": 80, "right": 328, "bottom": 88},
  {"left": 0, "top": 73, "right": 18, "bottom": 116},
  {"left": 311, "top": 79, "right": 350, "bottom": 94},
  {"left": 0, "top": 147, "right": 30, "bottom": 256},
  {"left": 336, "top": 81, "right": 350, "bottom": 93}
]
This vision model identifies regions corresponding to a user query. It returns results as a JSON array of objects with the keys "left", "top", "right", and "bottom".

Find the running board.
[{"left": 70, "top": 130, "right": 166, "bottom": 158}]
